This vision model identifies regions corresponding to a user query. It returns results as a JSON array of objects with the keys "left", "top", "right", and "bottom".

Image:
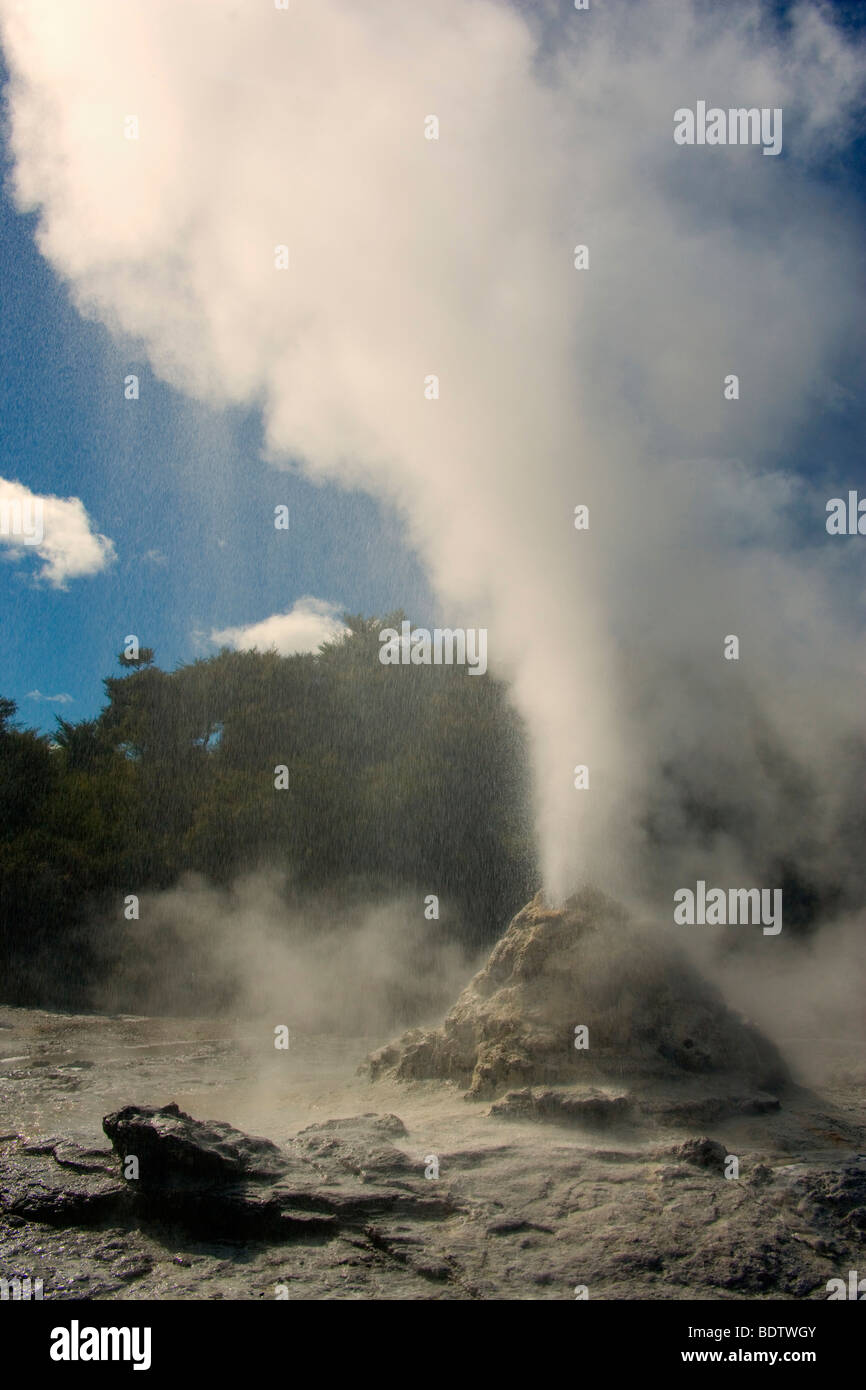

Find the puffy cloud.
[
  {"left": 0, "top": 476, "right": 115, "bottom": 587},
  {"left": 210, "top": 596, "right": 348, "bottom": 656}
]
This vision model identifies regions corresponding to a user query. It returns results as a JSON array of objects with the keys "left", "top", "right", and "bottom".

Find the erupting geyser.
[{"left": 368, "top": 889, "right": 788, "bottom": 1123}]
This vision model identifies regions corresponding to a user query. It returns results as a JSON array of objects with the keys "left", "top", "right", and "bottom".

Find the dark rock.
[
  {"left": 1, "top": 1106, "right": 457, "bottom": 1245},
  {"left": 293, "top": 1114, "right": 417, "bottom": 1184},
  {"left": 641, "top": 1092, "right": 780, "bottom": 1126},
  {"left": 130, "top": 1183, "right": 340, "bottom": 1239},
  {"left": 102, "top": 1102, "right": 292, "bottom": 1185},
  {"left": 787, "top": 1159, "right": 866, "bottom": 1232},
  {"left": 112, "top": 1257, "right": 152, "bottom": 1280},
  {"left": 670, "top": 1137, "right": 729, "bottom": 1172},
  {"left": 490, "top": 1087, "right": 634, "bottom": 1126},
  {"left": 19, "top": 1137, "right": 64, "bottom": 1155},
  {"left": 52, "top": 1143, "right": 118, "bottom": 1175},
  {"left": 843, "top": 1205, "right": 866, "bottom": 1232},
  {"left": 487, "top": 1218, "right": 555, "bottom": 1236},
  {"left": 298, "top": 1113, "right": 408, "bottom": 1138},
  {"left": 749, "top": 1163, "right": 774, "bottom": 1188},
  {"left": 0, "top": 1143, "right": 128, "bottom": 1225},
  {"left": 97, "top": 1103, "right": 456, "bottom": 1236}
]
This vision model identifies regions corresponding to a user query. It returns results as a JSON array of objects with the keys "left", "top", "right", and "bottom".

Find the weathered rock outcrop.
[
  {"left": 4, "top": 1114, "right": 865, "bottom": 1301},
  {"left": 0, "top": 1138, "right": 128, "bottom": 1225},
  {"left": 368, "top": 889, "right": 788, "bottom": 1111},
  {"left": 0, "top": 1106, "right": 456, "bottom": 1245},
  {"left": 102, "top": 1102, "right": 292, "bottom": 1184}
]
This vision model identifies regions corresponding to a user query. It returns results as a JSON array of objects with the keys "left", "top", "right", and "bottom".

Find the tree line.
[{"left": 0, "top": 614, "right": 538, "bottom": 1008}]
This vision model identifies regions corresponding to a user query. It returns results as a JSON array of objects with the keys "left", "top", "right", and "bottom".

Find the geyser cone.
[{"left": 368, "top": 889, "right": 788, "bottom": 1109}]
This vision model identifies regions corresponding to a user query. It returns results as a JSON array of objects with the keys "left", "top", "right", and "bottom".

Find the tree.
[
  {"left": 117, "top": 646, "right": 156, "bottom": 670},
  {"left": 0, "top": 620, "right": 538, "bottom": 1010}
]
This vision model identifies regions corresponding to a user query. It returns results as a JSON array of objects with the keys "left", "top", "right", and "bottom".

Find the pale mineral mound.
[{"left": 367, "top": 889, "right": 788, "bottom": 1109}]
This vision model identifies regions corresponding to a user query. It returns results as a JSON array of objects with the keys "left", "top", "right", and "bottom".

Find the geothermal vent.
[{"left": 368, "top": 890, "right": 788, "bottom": 1124}]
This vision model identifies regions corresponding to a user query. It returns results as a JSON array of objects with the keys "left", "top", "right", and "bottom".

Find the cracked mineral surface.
[
  {"left": 0, "top": 893, "right": 863, "bottom": 1300},
  {"left": 1, "top": 1021, "right": 863, "bottom": 1300}
]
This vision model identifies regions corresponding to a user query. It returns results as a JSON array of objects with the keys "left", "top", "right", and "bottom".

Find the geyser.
[
  {"left": 368, "top": 889, "right": 788, "bottom": 1118},
  {"left": 2, "top": 0, "right": 865, "bottom": 908}
]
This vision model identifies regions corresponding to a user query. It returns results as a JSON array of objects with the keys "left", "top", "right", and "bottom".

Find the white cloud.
[
  {"left": 210, "top": 597, "right": 348, "bottom": 656},
  {"left": 27, "top": 689, "right": 73, "bottom": 704},
  {"left": 0, "top": 476, "right": 115, "bottom": 588}
]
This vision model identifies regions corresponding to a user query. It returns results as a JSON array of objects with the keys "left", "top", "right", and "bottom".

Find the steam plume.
[{"left": 2, "top": 0, "right": 865, "bottom": 910}]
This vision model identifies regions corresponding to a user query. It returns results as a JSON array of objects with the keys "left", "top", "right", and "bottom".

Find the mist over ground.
[{"left": 90, "top": 872, "right": 480, "bottom": 1034}]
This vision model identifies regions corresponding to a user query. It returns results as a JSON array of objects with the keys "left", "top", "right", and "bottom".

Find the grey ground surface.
[{"left": 0, "top": 1006, "right": 863, "bottom": 1300}]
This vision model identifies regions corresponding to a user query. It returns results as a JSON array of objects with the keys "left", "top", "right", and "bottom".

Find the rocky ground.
[{"left": 0, "top": 892, "right": 863, "bottom": 1300}]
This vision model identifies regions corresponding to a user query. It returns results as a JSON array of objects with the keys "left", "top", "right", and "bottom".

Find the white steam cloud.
[
  {"left": 2, "top": 0, "right": 865, "bottom": 907},
  {"left": 93, "top": 873, "right": 476, "bottom": 1035}
]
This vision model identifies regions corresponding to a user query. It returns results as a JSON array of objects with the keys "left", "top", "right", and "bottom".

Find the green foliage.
[
  {"left": 117, "top": 646, "right": 156, "bottom": 669},
  {"left": 0, "top": 618, "right": 538, "bottom": 1006}
]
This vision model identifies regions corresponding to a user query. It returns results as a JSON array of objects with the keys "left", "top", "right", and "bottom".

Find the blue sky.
[{"left": 0, "top": 93, "right": 431, "bottom": 732}]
